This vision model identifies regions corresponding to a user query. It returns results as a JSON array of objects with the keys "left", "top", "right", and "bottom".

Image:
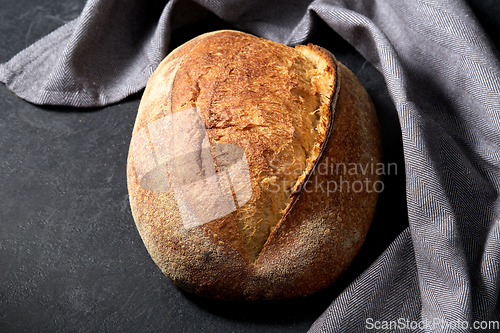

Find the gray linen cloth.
[{"left": 2, "top": 0, "right": 500, "bottom": 331}]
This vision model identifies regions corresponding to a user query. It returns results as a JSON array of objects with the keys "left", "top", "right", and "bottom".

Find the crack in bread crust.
[{"left": 166, "top": 32, "right": 336, "bottom": 262}]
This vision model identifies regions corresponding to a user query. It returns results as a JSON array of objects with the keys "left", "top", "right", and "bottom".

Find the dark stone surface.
[{"left": 1, "top": 0, "right": 495, "bottom": 332}]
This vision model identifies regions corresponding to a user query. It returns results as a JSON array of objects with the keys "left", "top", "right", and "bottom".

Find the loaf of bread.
[{"left": 127, "top": 30, "right": 382, "bottom": 300}]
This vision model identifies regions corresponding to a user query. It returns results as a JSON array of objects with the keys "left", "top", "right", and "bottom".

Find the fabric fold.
[{"left": 1, "top": 0, "right": 172, "bottom": 106}]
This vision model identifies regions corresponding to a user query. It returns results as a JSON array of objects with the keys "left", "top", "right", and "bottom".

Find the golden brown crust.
[{"left": 127, "top": 30, "right": 382, "bottom": 300}]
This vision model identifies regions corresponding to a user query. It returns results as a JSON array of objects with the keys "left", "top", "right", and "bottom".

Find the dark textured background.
[{"left": 0, "top": 0, "right": 498, "bottom": 332}]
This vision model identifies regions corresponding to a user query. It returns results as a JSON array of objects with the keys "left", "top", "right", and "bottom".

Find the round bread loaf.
[{"left": 127, "top": 30, "right": 382, "bottom": 300}]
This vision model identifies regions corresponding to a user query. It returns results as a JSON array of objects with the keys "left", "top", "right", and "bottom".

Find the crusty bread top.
[{"left": 134, "top": 31, "right": 336, "bottom": 262}]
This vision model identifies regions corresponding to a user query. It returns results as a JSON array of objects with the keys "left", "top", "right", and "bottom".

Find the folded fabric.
[{"left": 2, "top": 0, "right": 500, "bottom": 332}]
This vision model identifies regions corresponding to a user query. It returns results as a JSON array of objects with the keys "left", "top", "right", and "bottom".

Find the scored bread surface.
[{"left": 127, "top": 30, "right": 382, "bottom": 299}]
